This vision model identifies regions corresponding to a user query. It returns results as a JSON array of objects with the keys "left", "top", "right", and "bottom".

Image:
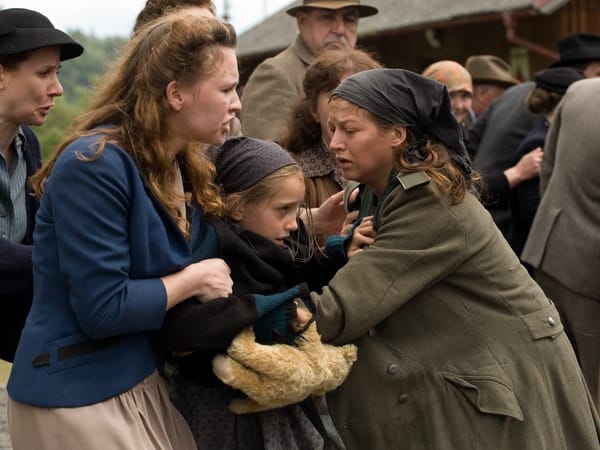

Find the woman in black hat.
[
  {"left": 300, "top": 68, "right": 600, "bottom": 449},
  {"left": 0, "top": 9, "right": 83, "bottom": 362}
]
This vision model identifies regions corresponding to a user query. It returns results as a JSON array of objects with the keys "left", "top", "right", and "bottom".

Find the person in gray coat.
[
  {"left": 307, "top": 68, "right": 600, "bottom": 449},
  {"left": 240, "top": 0, "right": 377, "bottom": 141},
  {"left": 522, "top": 77, "right": 600, "bottom": 409}
]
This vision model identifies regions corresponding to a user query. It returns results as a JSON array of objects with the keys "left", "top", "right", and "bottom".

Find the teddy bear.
[{"left": 211, "top": 321, "right": 358, "bottom": 415}]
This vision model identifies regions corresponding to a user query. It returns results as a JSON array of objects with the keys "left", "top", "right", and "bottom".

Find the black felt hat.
[
  {"left": 0, "top": 8, "right": 83, "bottom": 61},
  {"left": 552, "top": 33, "right": 600, "bottom": 68},
  {"left": 533, "top": 67, "right": 584, "bottom": 95}
]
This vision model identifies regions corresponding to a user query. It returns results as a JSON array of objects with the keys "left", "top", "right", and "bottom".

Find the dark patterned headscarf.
[{"left": 331, "top": 68, "right": 472, "bottom": 184}]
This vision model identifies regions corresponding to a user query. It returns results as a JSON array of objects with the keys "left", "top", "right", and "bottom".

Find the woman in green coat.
[{"left": 310, "top": 68, "right": 600, "bottom": 449}]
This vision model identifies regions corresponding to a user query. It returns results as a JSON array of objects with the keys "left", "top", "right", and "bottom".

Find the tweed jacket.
[
  {"left": 312, "top": 172, "right": 600, "bottom": 450},
  {"left": 0, "top": 126, "right": 41, "bottom": 361},
  {"left": 522, "top": 78, "right": 600, "bottom": 300},
  {"left": 8, "top": 134, "right": 213, "bottom": 407},
  {"left": 240, "top": 36, "right": 315, "bottom": 141}
]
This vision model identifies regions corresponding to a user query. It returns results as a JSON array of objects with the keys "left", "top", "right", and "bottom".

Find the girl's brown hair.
[
  {"left": 279, "top": 47, "right": 381, "bottom": 153},
  {"left": 132, "top": 0, "right": 216, "bottom": 33},
  {"left": 31, "top": 15, "right": 236, "bottom": 235},
  {"left": 526, "top": 86, "right": 563, "bottom": 115},
  {"left": 225, "top": 165, "right": 305, "bottom": 218}
]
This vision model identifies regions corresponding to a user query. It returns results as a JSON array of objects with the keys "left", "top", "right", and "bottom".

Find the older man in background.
[
  {"left": 240, "top": 0, "right": 378, "bottom": 141},
  {"left": 465, "top": 54, "right": 518, "bottom": 118}
]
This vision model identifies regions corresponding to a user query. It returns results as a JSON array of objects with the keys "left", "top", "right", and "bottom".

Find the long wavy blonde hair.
[{"left": 31, "top": 15, "right": 235, "bottom": 235}]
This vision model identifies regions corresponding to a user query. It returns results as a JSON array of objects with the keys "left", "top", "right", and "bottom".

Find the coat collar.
[{"left": 292, "top": 35, "right": 316, "bottom": 66}]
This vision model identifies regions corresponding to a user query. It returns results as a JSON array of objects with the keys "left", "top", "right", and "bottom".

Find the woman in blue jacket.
[{"left": 7, "top": 14, "right": 240, "bottom": 450}]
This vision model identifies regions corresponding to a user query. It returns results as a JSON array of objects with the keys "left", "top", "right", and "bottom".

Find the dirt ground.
[
  {"left": 0, "top": 385, "right": 11, "bottom": 450},
  {"left": 0, "top": 361, "right": 12, "bottom": 450}
]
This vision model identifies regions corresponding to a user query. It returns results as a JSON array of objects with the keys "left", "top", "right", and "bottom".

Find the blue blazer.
[{"left": 8, "top": 134, "right": 217, "bottom": 407}]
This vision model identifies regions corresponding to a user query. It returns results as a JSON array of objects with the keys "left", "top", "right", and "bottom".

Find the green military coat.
[{"left": 312, "top": 172, "right": 600, "bottom": 450}]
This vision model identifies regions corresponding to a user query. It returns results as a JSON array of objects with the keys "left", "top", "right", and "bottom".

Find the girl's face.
[
  {"left": 174, "top": 47, "right": 241, "bottom": 146},
  {"left": 449, "top": 90, "right": 472, "bottom": 124},
  {"left": 234, "top": 173, "right": 305, "bottom": 247},
  {"left": 312, "top": 72, "right": 352, "bottom": 148},
  {"left": 328, "top": 98, "right": 402, "bottom": 197},
  {"left": 0, "top": 46, "right": 63, "bottom": 126}
]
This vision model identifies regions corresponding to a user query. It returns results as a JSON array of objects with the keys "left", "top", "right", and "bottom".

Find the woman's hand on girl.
[
  {"left": 162, "top": 258, "right": 233, "bottom": 309},
  {"left": 346, "top": 215, "right": 375, "bottom": 258}
]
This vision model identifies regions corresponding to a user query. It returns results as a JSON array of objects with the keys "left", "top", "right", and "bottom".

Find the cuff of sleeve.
[
  {"left": 253, "top": 283, "right": 308, "bottom": 318},
  {"left": 325, "top": 234, "right": 350, "bottom": 270}
]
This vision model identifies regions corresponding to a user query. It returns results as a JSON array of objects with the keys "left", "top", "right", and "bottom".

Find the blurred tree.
[{"left": 30, "top": 32, "right": 127, "bottom": 159}]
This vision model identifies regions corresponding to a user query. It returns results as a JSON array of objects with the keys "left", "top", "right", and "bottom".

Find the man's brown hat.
[
  {"left": 465, "top": 55, "right": 518, "bottom": 87},
  {"left": 286, "top": 0, "right": 378, "bottom": 18}
]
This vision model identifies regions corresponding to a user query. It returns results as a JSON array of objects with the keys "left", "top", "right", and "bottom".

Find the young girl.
[{"left": 159, "top": 136, "right": 372, "bottom": 449}]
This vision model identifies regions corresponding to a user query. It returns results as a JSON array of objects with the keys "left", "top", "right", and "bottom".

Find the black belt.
[{"left": 32, "top": 337, "right": 116, "bottom": 368}]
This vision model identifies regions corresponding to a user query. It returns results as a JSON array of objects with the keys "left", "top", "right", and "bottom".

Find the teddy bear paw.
[{"left": 212, "top": 354, "right": 234, "bottom": 383}]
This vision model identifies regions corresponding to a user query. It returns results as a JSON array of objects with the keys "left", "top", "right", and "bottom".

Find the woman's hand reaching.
[{"left": 346, "top": 215, "right": 376, "bottom": 258}]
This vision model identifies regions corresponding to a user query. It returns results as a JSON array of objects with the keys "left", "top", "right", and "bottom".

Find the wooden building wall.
[
  {"left": 238, "top": 0, "right": 600, "bottom": 85},
  {"left": 358, "top": 0, "right": 600, "bottom": 80}
]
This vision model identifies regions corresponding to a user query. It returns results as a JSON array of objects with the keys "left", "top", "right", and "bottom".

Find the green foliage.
[{"left": 31, "top": 32, "right": 127, "bottom": 159}]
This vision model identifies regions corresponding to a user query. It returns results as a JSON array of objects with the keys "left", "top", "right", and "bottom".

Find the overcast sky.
[{"left": 2, "top": 0, "right": 293, "bottom": 37}]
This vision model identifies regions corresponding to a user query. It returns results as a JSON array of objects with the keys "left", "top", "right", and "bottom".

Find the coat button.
[
  {"left": 367, "top": 329, "right": 376, "bottom": 337},
  {"left": 398, "top": 394, "right": 408, "bottom": 404},
  {"left": 387, "top": 364, "right": 398, "bottom": 375},
  {"left": 547, "top": 317, "right": 556, "bottom": 326}
]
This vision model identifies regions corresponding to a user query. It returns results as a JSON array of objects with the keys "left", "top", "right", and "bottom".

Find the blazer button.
[
  {"left": 547, "top": 316, "right": 556, "bottom": 326},
  {"left": 387, "top": 364, "right": 398, "bottom": 375},
  {"left": 368, "top": 328, "right": 376, "bottom": 337},
  {"left": 398, "top": 394, "right": 409, "bottom": 404}
]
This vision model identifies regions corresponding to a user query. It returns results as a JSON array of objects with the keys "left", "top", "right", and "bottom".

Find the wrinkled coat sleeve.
[
  {"left": 312, "top": 185, "right": 468, "bottom": 344},
  {"left": 158, "top": 296, "right": 258, "bottom": 352},
  {"left": 0, "top": 240, "right": 33, "bottom": 297}
]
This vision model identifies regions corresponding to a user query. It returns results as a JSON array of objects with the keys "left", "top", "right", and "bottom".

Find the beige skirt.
[{"left": 8, "top": 371, "right": 197, "bottom": 450}]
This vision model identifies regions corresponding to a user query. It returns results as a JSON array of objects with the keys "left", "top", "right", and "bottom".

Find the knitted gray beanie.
[{"left": 211, "top": 136, "right": 296, "bottom": 194}]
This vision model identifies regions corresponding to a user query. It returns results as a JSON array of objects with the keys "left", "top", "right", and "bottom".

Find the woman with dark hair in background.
[
  {"left": 508, "top": 67, "right": 583, "bottom": 260},
  {"left": 280, "top": 48, "right": 381, "bottom": 210}
]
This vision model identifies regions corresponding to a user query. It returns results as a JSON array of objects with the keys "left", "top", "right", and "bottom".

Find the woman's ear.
[
  {"left": 226, "top": 194, "right": 245, "bottom": 221},
  {"left": 391, "top": 125, "right": 407, "bottom": 148},
  {"left": 165, "top": 80, "right": 184, "bottom": 111}
]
